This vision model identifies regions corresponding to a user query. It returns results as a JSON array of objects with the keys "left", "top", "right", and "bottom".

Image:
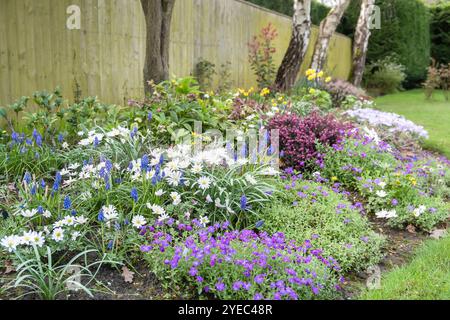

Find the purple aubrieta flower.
[{"left": 215, "top": 282, "right": 225, "bottom": 292}]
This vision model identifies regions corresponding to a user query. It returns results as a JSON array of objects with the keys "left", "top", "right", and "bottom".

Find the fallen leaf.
[
  {"left": 4, "top": 260, "right": 15, "bottom": 274},
  {"left": 406, "top": 225, "right": 416, "bottom": 234},
  {"left": 430, "top": 229, "right": 447, "bottom": 240},
  {"left": 122, "top": 266, "right": 134, "bottom": 283}
]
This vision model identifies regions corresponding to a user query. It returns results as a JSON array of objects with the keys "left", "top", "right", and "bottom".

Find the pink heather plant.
[{"left": 267, "top": 112, "right": 353, "bottom": 171}]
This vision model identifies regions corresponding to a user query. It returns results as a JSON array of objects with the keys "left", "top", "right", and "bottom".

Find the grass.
[
  {"left": 360, "top": 235, "right": 450, "bottom": 300},
  {"left": 374, "top": 89, "right": 450, "bottom": 158}
]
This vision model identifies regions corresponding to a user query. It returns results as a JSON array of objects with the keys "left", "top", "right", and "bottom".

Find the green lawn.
[
  {"left": 360, "top": 235, "right": 450, "bottom": 300},
  {"left": 375, "top": 89, "right": 450, "bottom": 158}
]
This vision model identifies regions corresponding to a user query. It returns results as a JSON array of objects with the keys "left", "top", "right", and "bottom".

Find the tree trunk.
[
  {"left": 351, "top": 0, "right": 375, "bottom": 87},
  {"left": 310, "top": 0, "right": 351, "bottom": 72},
  {"left": 274, "top": 0, "right": 312, "bottom": 92},
  {"left": 140, "top": 0, "right": 175, "bottom": 93}
]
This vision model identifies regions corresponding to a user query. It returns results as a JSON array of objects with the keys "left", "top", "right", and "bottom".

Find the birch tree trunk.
[
  {"left": 140, "top": 0, "right": 175, "bottom": 93},
  {"left": 274, "top": 0, "right": 312, "bottom": 92},
  {"left": 351, "top": 0, "right": 375, "bottom": 87},
  {"left": 310, "top": 0, "right": 351, "bottom": 72}
]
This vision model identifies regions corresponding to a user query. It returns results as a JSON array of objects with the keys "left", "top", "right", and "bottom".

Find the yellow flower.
[
  {"left": 309, "top": 88, "right": 316, "bottom": 94},
  {"left": 317, "top": 71, "right": 324, "bottom": 78},
  {"left": 307, "top": 74, "right": 317, "bottom": 81},
  {"left": 325, "top": 76, "right": 332, "bottom": 83},
  {"left": 331, "top": 176, "right": 338, "bottom": 182},
  {"left": 260, "top": 88, "right": 270, "bottom": 97},
  {"left": 278, "top": 96, "right": 284, "bottom": 101},
  {"left": 305, "top": 69, "right": 316, "bottom": 76}
]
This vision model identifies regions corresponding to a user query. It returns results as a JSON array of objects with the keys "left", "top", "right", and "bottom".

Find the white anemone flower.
[
  {"left": 197, "top": 176, "right": 212, "bottom": 190},
  {"left": 132, "top": 215, "right": 147, "bottom": 229},
  {"left": 1, "top": 235, "right": 21, "bottom": 252},
  {"left": 51, "top": 228, "right": 64, "bottom": 242}
]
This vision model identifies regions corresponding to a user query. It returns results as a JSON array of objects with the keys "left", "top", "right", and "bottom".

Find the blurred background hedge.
[{"left": 430, "top": 2, "right": 450, "bottom": 65}]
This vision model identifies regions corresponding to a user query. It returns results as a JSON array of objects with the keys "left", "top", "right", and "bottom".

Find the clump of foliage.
[
  {"left": 194, "top": 59, "right": 216, "bottom": 91},
  {"left": 267, "top": 112, "right": 353, "bottom": 171},
  {"left": 324, "top": 79, "right": 369, "bottom": 108},
  {"left": 423, "top": 61, "right": 450, "bottom": 101},
  {"left": 265, "top": 178, "right": 385, "bottom": 272},
  {"left": 217, "top": 61, "right": 233, "bottom": 93},
  {"left": 247, "top": 23, "right": 278, "bottom": 89},
  {"left": 131, "top": 77, "right": 230, "bottom": 144},
  {"left": 363, "top": 55, "right": 407, "bottom": 96}
]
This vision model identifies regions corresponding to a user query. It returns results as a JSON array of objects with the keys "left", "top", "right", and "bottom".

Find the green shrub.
[
  {"left": 363, "top": 55, "right": 407, "bottom": 95},
  {"left": 264, "top": 179, "right": 385, "bottom": 272},
  {"left": 430, "top": 2, "right": 450, "bottom": 65}
]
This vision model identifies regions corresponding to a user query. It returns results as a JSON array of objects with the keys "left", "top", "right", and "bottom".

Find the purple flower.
[{"left": 215, "top": 282, "right": 225, "bottom": 292}]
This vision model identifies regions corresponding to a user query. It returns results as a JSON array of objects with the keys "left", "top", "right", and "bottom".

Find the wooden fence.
[{"left": 0, "top": 0, "right": 352, "bottom": 110}]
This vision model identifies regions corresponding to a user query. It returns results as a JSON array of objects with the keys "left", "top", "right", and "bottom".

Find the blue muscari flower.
[
  {"left": 30, "top": 184, "right": 37, "bottom": 196},
  {"left": 159, "top": 154, "right": 164, "bottom": 165},
  {"left": 97, "top": 209, "right": 104, "bottom": 222},
  {"left": 63, "top": 195, "right": 71, "bottom": 210},
  {"left": 131, "top": 187, "right": 138, "bottom": 203},
  {"left": 148, "top": 111, "right": 153, "bottom": 121},
  {"left": 241, "top": 143, "right": 247, "bottom": 158},
  {"left": 141, "top": 154, "right": 149, "bottom": 172},
  {"left": 23, "top": 172, "right": 32, "bottom": 184},
  {"left": 37, "top": 206, "right": 44, "bottom": 214},
  {"left": 71, "top": 210, "right": 77, "bottom": 216},
  {"left": 240, "top": 195, "right": 248, "bottom": 211},
  {"left": 11, "top": 131, "right": 19, "bottom": 143},
  {"left": 130, "top": 126, "right": 138, "bottom": 139},
  {"left": 99, "top": 167, "right": 107, "bottom": 178},
  {"left": 83, "top": 159, "right": 88, "bottom": 166},
  {"left": 255, "top": 220, "right": 265, "bottom": 229},
  {"left": 151, "top": 175, "right": 157, "bottom": 186},
  {"left": 26, "top": 138, "right": 33, "bottom": 146},
  {"left": 20, "top": 147, "right": 27, "bottom": 154},
  {"left": 58, "top": 133, "right": 64, "bottom": 143},
  {"left": 124, "top": 219, "right": 129, "bottom": 225},
  {"left": 268, "top": 145, "right": 273, "bottom": 156},
  {"left": 114, "top": 222, "right": 121, "bottom": 230},
  {"left": 55, "top": 171, "right": 62, "bottom": 184},
  {"left": 94, "top": 136, "right": 99, "bottom": 147},
  {"left": 35, "top": 152, "right": 40, "bottom": 159},
  {"left": 53, "top": 172, "right": 62, "bottom": 192},
  {"left": 40, "top": 179, "right": 46, "bottom": 189},
  {"left": 114, "top": 178, "right": 122, "bottom": 184},
  {"left": 35, "top": 134, "right": 42, "bottom": 147},
  {"left": 105, "top": 159, "right": 113, "bottom": 172},
  {"left": 32, "top": 129, "right": 38, "bottom": 140},
  {"left": 107, "top": 240, "right": 113, "bottom": 250}
]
